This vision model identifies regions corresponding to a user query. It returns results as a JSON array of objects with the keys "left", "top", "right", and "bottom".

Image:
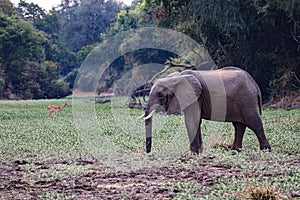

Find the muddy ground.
[{"left": 1, "top": 156, "right": 300, "bottom": 199}]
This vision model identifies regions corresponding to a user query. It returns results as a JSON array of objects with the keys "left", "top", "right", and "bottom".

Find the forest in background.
[{"left": 0, "top": 0, "right": 299, "bottom": 101}]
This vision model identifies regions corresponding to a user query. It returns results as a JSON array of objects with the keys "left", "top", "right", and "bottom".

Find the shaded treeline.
[{"left": 0, "top": 0, "right": 299, "bottom": 100}]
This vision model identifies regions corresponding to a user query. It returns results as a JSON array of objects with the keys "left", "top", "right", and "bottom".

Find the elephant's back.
[
  {"left": 220, "top": 67, "right": 261, "bottom": 122},
  {"left": 219, "top": 67, "right": 259, "bottom": 87},
  {"left": 219, "top": 66, "right": 242, "bottom": 71},
  {"left": 181, "top": 68, "right": 261, "bottom": 123}
]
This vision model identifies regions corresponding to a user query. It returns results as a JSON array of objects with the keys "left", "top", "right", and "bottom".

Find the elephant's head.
[{"left": 143, "top": 73, "right": 202, "bottom": 153}]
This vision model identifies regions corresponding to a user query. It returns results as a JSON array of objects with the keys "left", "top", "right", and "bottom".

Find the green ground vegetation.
[{"left": 0, "top": 99, "right": 299, "bottom": 199}]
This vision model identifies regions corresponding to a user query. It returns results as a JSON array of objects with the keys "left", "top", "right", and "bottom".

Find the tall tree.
[
  {"left": 16, "top": 1, "right": 78, "bottom": 78},
  {"left": 135, "top": 0, "right": 300, "bottom": 99},
  {"left": 0, "top": 14, "right": 46, "bottom": 98},
  {"left": 0, "top": 0, "right": 14, "bottom": 16},
  {"left": 0, "top": 2, "right": 70, "bottom": 99},
  {"left": 58, "top": 0, "right": 123, "bottom": 51}
]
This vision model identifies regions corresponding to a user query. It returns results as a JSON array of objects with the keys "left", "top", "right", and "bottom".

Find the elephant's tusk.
[
  {"left": 144, "top": 110, "right": 156, "bottom": 120},
  {"left": 138, "top": 113, "right": 145, "bottom": 119}
]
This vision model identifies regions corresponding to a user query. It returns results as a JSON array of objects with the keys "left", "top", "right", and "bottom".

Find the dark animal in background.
[{"left": 129, "top": 83, "right": 153, "bottom": 108}]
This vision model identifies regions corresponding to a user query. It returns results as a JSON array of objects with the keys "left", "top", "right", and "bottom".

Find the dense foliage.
[
  {"left": 0, "top": 0, "right": 68, "bottom": 99},
  {"left": 0, "top": 1, "right": 70, "bottom": 99},
  {"left": 57, "top": 0, "right": 123, "bottom": 51},
  {"left": 0, "top": 0, "right": 122, "bottom": 99},
  {"left": 0, "top": 0, "right": 299, "bottom": 100},
  {"left": 110, "top": 0, "right": 300, "bottom": 100}
]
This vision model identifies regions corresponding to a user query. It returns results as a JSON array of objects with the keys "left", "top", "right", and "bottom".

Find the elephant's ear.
[
  {"left": 167, "top": 94, "right": 181, "bottom": 114},
  {"left": 172, "top": 74, "right": 202, "bottom": 111}
]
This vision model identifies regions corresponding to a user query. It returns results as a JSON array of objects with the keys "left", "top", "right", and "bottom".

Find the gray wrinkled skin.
[{"left": 144, "top": 67, "right": 271, "bottom": 154}]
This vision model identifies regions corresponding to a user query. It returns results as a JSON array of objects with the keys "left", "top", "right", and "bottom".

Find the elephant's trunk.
[
  {"left": 145, "top": 105, "right": 153, "bottom": 153},
  {"left": 145, "top": 117, "right": 152, "bottom": 153}
]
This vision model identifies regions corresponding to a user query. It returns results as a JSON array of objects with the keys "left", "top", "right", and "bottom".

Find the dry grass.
[
  {"left": 248, "top": 185, "right": 281, "bottom": 200},
  {"left": 267, "top": 93, "right": 300, "bottom": 110},
  {"left": 237, "top": 182, "right": 289, "bottom": 200},
  {"left": 209, "top": 135, "right": 232, "bottom": 150}
]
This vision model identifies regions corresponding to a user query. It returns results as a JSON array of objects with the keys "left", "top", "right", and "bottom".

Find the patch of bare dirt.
[
  {"left": 0, "top": 157, "right": 299, "bottom": 199},
  {"left": 0, "top": 157, "right": 230, "bottom": 199}
]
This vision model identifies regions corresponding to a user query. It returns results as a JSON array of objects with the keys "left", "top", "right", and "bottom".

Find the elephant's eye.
[
  {"left": 157, "top": 93, "right": 165, "bottom": 105},
  {"left": 157, "top": 93, "right": 163, "bottom": 98}
]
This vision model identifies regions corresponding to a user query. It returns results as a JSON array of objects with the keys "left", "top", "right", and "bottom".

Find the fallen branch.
[{"left": 149, "top": 60, "right": 196, "bottom": 83}]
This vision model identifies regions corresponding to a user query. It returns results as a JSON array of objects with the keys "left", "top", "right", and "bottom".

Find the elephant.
[{"left": 142, "top": 67, "right": 271, "bottom": 154}]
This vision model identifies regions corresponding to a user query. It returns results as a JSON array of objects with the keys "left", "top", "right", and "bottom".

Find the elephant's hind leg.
[
  {"left": 232, "top": 122, "right": 246, "bottom": 151},
  {"left": 246, "top": 116, "right": 271, "bottom": 151}
]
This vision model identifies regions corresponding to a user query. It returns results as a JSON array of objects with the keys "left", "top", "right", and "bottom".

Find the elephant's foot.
[
  {"left": 190, "top": 145, "right": 203, "bottom": 155},
  {"left": 260, "top": 144, "right": 271, "bottom": 152},
  {"left": 258, "top": 137, "right": 271, "bottom": 152},
  {"left": 231, "top": 147, "right": 242, "bottom": 152},
  {"left": 190, "top": 146, "right": 198, "bottom": 155},
  {"left": 230, "top": 142, "right": 243, "bottom": 152}
]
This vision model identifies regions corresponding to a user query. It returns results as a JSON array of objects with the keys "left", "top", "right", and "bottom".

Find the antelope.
[{"left": 48, "top": 103, "right": 69, "bottom": 117}]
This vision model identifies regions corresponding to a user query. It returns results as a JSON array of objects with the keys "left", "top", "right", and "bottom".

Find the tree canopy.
[
  {"left": 0, "top": 0, "right": 299, "bottom": 100},
  {"left": 117, "top": 0, "right": 300, "bottom": 99},
  {"left": 57, "top": 0, "right": 123, "bottom": 51},
  {"left": 0, "top": 0, "right": 122, "bottom": 99}
]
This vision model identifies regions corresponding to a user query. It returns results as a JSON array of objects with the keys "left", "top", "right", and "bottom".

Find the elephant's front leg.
[
  {"left": 232, "top": 122, "right": 246, "bottom": 151},
  {"left": 183, "top": 103, "right": 202, "bottom": 154}
]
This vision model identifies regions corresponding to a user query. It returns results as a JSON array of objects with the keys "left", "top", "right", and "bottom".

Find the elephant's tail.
[{"left": 258, "top": 94, "right": 262, "bottom": 115}]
